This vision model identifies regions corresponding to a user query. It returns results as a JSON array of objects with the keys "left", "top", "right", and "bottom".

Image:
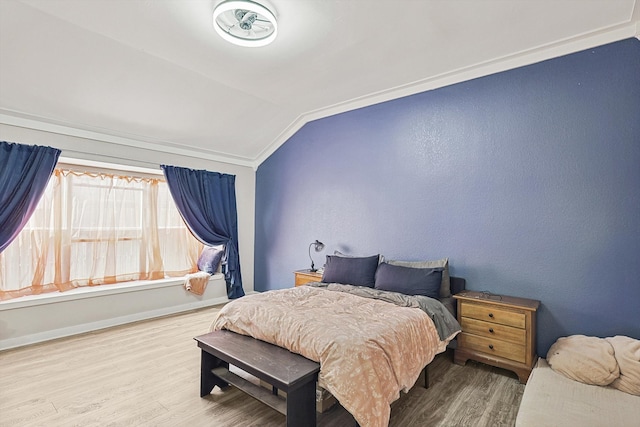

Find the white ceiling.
[{"left": 1, "top": 0, "right": 638, "bottom": 168}]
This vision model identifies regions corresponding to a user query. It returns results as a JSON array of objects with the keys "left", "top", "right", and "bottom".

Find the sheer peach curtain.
[{"left": 0, "top": 169, "right": 202, "bottom": 300}]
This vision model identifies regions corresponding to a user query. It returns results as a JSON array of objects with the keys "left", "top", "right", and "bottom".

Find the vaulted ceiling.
[{"left": 1, "top": 0, "right": 638, "bottom": 168}]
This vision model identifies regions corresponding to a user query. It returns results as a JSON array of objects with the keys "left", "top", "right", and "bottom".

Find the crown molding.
[
  {"left": 253, "top": 18, "right": 640, "bottom": 168},
  {"left": 2, "top": 14, "right": 637, "bottom": 172},
  {"left": 0, "top": 110, "right": 255, "bottom": 169}
]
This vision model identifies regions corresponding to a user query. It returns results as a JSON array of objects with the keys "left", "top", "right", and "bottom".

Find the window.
[{"left": 0, "top": 166, "right": 202, "bottom": 300}]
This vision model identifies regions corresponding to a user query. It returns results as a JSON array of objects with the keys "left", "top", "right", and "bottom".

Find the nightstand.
[
  {"left": 453, "top": 291, "right": 540, "bottom": 383},
  {"left": 294, "top": 270, "right": 323, "bottom": 287}
]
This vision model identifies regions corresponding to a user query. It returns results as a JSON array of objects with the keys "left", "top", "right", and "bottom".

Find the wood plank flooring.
[{"left": 0, "top": 305, "right": 524, "bottom": 426}]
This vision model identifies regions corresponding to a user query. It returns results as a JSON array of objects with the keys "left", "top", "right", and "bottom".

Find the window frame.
[{"left": 0, "top": 157, "right": 203, "bottom": 300}]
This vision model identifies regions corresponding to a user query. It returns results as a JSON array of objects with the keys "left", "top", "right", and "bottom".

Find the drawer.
[
  {"left": 459, "top": 302, "right": 525, "bottom": 328},
  {"left": 459, "top": 332, "right": 526, "bottom": 363},
  {"left": 460, "top": 317, "right": 526, "bottom": 345}
]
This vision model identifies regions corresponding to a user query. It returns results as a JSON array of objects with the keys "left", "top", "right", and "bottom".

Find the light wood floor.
[{"left": 0, "top": 306, "right": 525, "bottom": 426}]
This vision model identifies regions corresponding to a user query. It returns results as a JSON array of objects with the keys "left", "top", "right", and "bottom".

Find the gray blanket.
[{"left": 307, "top": 282, "right": 461, "bottom": 341}]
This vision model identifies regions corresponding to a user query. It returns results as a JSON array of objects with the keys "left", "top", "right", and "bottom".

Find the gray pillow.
[
  {"left": 374, "top": 262, "right": 442, "bottom": 298},
  {"left": 321, "top": 254, "right": 379, "bottom": 288},
  {"left": 386, "top": 257, "right": 451, "bottom": 298},
  {"left": 334, "top": 250, "right": 384, "bottom": 264},
  {"left": 197, "top": 245, "right": 224, "bottom": 274}
]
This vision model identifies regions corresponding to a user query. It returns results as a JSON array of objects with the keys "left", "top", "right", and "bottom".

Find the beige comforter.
[{"left": 210, "top": 285, "right": 458, "bottom": 427}]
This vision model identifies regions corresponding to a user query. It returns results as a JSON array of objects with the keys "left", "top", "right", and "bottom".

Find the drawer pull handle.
[
  {"left": 488, "top": 344, "right": 494, "bottom": 350},
  {"left": 488, "top": 313, "right": 494, "bottom": 318},
  {"left": 489, "top": 328, "right": 494, "bottom": 333}
]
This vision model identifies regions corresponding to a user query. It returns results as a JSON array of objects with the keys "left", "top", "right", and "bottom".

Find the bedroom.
[{"left": 1, "top": 0, "right": 639, "bottom": 426}]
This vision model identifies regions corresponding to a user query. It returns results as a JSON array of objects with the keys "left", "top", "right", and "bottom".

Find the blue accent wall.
[{"left": 255, "top": 38, "right": 640, "bottom": 355}]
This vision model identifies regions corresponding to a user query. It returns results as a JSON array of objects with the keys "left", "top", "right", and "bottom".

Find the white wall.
[{"left": 0, "top": 122, "right": 256, "bottom": 349}]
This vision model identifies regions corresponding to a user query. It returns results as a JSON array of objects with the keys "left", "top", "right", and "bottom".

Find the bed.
[{"left": 209, "top": 254, "right": 463, "bottom": 427}]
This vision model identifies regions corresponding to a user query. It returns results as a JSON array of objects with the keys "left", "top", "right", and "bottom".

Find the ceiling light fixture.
[{"left": 213, "top": 0, "right": 278, "bottom": 47}]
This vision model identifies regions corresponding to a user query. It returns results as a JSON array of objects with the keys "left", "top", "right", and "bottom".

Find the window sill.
[{"left": 0, "top": 273, "right": 225, "bottom": 311}]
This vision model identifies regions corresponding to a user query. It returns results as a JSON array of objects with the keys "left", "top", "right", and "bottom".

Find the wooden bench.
[{"left": 195, "top": 330, "right": 320, "bottom": 427}]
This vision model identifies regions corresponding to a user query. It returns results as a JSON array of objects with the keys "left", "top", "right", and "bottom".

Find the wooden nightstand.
[
  {"left": 294, "top": 270, "right": 323, "bottom": 287},
  {"left": 453, "top": 291, "right": 540, "bottom": 383}
]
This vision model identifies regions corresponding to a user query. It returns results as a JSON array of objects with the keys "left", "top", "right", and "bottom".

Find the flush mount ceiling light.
[{"left": 213, "top": 0, "right": 278, "bottom": 47}]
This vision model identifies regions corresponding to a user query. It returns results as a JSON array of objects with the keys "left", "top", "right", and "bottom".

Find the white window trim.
[{"left": 57, "top": 156, "right": 163, "bottom": 177}]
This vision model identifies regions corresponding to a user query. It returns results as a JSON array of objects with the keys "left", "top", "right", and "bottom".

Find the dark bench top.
[{"left": 195, "top": 329, "right": 320, "bottom": 392}]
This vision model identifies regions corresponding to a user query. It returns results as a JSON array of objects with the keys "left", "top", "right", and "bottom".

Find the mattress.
[{"left": 515, "top": 358, "right": 640, "bottom": 427}]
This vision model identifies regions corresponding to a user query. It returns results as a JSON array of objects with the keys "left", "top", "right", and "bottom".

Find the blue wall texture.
[{"left": 255, "top": 38, "right": 640, "bottom": 355}]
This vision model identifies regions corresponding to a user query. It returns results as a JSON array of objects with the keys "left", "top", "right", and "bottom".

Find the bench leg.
[
  {"left": 424, "top": 364, "right": 430, "bottom": 389},
  {"left": 285, "top": 379, "right": 316, "bottom": 427},
  {"left": 200, "top": 350, "right": 229, "bottom": 397}
]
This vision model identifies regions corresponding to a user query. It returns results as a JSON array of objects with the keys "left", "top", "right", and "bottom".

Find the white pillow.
[
  {"left": 547, "top": 335, "right": 619, "bottom": 386},
  {"left": 607, "top": 335, "right": 640, "bottom": 395}
]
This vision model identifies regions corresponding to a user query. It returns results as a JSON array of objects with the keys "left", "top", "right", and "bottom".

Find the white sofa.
[{"left": 516, "top": 358, "right": 640, "bottom": 427}]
